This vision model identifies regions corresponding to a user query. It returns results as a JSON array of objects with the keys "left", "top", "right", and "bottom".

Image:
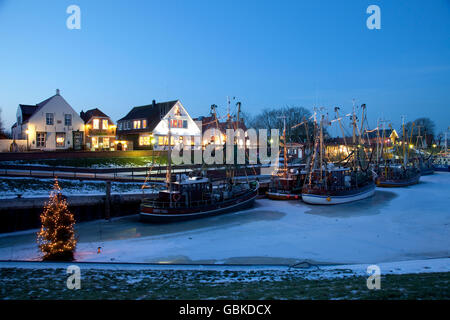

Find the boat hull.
[
  {"left": 140, "top": 190, "right": 257, "bottom": 223},
  {"left": 302, "top": 183, "right": 375, "bottom": 205},
  {"left": 266, "top": 191, "right": 301, "bottom": 200},
  {"left": 420, "top": 167, "right": 435, "bottom": 176},
  {"left": 376, "top": 173, "right": 420, "bottom": 187},
  {"left": 433, "top": 165, "right": 450, "bottom": 172}
]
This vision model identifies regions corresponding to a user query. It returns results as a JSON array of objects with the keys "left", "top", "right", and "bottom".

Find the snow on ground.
[
  {"left": 0, "top": 177, "right": 148, "bottom": 199},
  {"left": 0, "top": 173, "right": 449, "bottom": 269},
  {"left": 0, "top": 258, "right": 448, "bottom": 281}
]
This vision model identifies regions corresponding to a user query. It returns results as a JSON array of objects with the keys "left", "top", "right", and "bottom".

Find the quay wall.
[{"left": 0, "top": 193, "right": 147, "bottom": 233}]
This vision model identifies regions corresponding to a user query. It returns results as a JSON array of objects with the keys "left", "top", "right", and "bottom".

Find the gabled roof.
[
  {"left": 18, "top": 93, "right": 59, "bottom": 124},
  {"left": 80, "top": 108, "right": 110, "bottom": 123},
  {"left": 19, "top": 104, "right": 38, "bottom": 122},
  {"left": 118, "top": 100, "right": 179, "bottom": 131}
]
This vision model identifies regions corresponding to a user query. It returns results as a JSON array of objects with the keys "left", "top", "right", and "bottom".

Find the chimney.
[
  {"left": 152, "top": 99, "right": 156, "bottom": 108},
  {"left": 56, "top": 89, "right": 60, "bottom": 95}
]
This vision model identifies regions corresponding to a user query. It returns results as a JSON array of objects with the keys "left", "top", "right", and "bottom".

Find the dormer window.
[
  {"left": 102, "top": 119, "right": 108, "bottom": 129},
  {"left": 93, "top": 119, "right": 100, "bottom": 129},
  {"left": 133, "top": 120, "right": 141, "bottom": 129}
]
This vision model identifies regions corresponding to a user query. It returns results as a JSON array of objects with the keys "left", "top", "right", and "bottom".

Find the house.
[
  {"left": 80, "top": 108, "right": 117, "bottom": 151},
  {"left": 285, "top": 142, "right": 305, "bottom": 160},
  {"left": 194, "top": 114, "right": 248, "bottom": 147},
  {"left": 11, "top": 90, "right": 84, "bottom": 150},
  {"left": 117, "top": 100, "right": 202, "bottom": 150}
]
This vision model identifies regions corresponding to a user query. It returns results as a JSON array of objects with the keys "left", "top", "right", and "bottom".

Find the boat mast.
[
  {"left": 376, "top": 118, "right": 380, "bottom": 164},
  {"left": 401, "top": 115, "right": 407, "bottom": 167},
  {"left": 166, "top": 116, "right": 172, "bottom": 206},
  {"left": 278, "top": 115, "right": 288, "bottom": 178},
  {"left": 319, "top": 114, "right": 324, "bottom": 182},
  {"left": 352, "top": 100, "right": 357, "bottom": 170}
]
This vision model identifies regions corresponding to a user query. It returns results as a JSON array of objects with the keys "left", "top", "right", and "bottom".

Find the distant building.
[
  {"left": 11, "top": 89, "right": 84, "bottom": 150},
  {"left": 117, "top": 100, "right": 201, "bottom": 150},
  {"left": 194, "top": 115, "right": 248, "bottom": 146},
  {"left": 326, "top": 129, "right": 400, "bottom": 159},
  {"left": 80, "top": 108, "right": 117, "bottom": 151}
]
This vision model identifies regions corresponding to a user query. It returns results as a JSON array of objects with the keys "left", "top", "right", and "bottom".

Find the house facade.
[
  {"left": 80, "top": 108, "right": 117, "bottom": 151},
  {"left": 11, "top": 90, "right": 85, "bottom": 150},
  {"left": 117, "top": 100, "right": 202, "bottom": 150},
  {"left": 195, "top": 115, "right": 248, "bottom": 147}
]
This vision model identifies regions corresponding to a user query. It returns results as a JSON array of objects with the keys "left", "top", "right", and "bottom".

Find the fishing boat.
[
  {"left": 302, "top": 167, "right": 375, "bottom": 204},
  {"left": 375, "top": 164, "right": 421, "bottom": 187},
  {"left": 433, "top": 131, "right": 449, "bottom": 172},
  {"left": 140, "top": 105, "right": 258, "bottom": 223},
  {"left": 267, "top": 167, "right": 307, "bottom": 200},
  {"left": 301, "top": 105, "right": 375, "bottom": 205},
  {"left": 375, "top": 117, "right": 421, "bottom": 187},
  {"left": 419, "top": 157, "right": 435, "bottom": 175},
  {"left": 140, "top": 176, "right": 259, "bottom": 223},
  {"left": 433, "top": 154, "right": 450, "bottom": 172},
  {"left": 266, "top": 116, "right": 308, "bottom": 200}
]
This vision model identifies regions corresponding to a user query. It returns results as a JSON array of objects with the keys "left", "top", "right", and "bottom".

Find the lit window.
[
  {"left": 142, "top": 119, "right": 147, "bottom": 128},
  {"left": 102, "top": 119, "right": 108, "bottom": 129},
  {"left": 139, "top": 136, "right": 151, "bottom": 146},
  {"left": 133, "top": 120, "right": 141, "bottom": 129},
  {"left": 103, "top": 137, "right": 110, "bottom": 148},
  {"left": 93, "top": 119, "right": 100, "bottom": 129},
  {"left": 158, "top": 136, "right": 165, "bottom": 145},
  {"left": 56, "top": 133, "right": 65, "bottom": 147},
  {"left": 92, "top": 137, "right": 98, "bottom": 148}
]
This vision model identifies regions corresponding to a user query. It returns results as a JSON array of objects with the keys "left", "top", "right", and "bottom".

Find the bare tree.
[
  {"left": 403, "top": 117, "right": 436, "bottom": 145},
  {"left": 248, "top": 106, "right": 317, "bottom": 143},
  {"left": 0, "top": 108, "right": 5, "bottom": 136}
]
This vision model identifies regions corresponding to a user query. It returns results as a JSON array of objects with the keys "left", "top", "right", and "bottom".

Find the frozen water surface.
[{"left": 0, "top": 173, "right": 448, "bottom": 265}]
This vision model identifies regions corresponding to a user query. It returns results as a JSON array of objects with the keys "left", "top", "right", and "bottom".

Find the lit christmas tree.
[{"left": 37, "top": 178, "right": 76, "bottom": 261}]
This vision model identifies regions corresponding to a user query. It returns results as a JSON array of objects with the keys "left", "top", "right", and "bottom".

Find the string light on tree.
[{"left": 37, "top": 177, "right": 77, "bottom": 261}]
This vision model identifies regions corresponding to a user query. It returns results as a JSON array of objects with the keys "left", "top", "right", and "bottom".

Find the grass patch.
[{"left": 0, "top": 268, "right": 448, "bottom": 300}]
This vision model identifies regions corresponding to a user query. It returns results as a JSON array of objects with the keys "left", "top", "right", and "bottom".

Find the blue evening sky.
[{"left": 0, "top": 0, "right": 449, "bottom": 136}]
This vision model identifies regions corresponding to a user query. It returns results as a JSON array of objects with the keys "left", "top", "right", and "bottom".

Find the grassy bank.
[
  {"left": 0, "top": 156, "right": 168, "bottom": 168},
  {"left": 0, "top": 267, "right": 448, "bottom": 299}
]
